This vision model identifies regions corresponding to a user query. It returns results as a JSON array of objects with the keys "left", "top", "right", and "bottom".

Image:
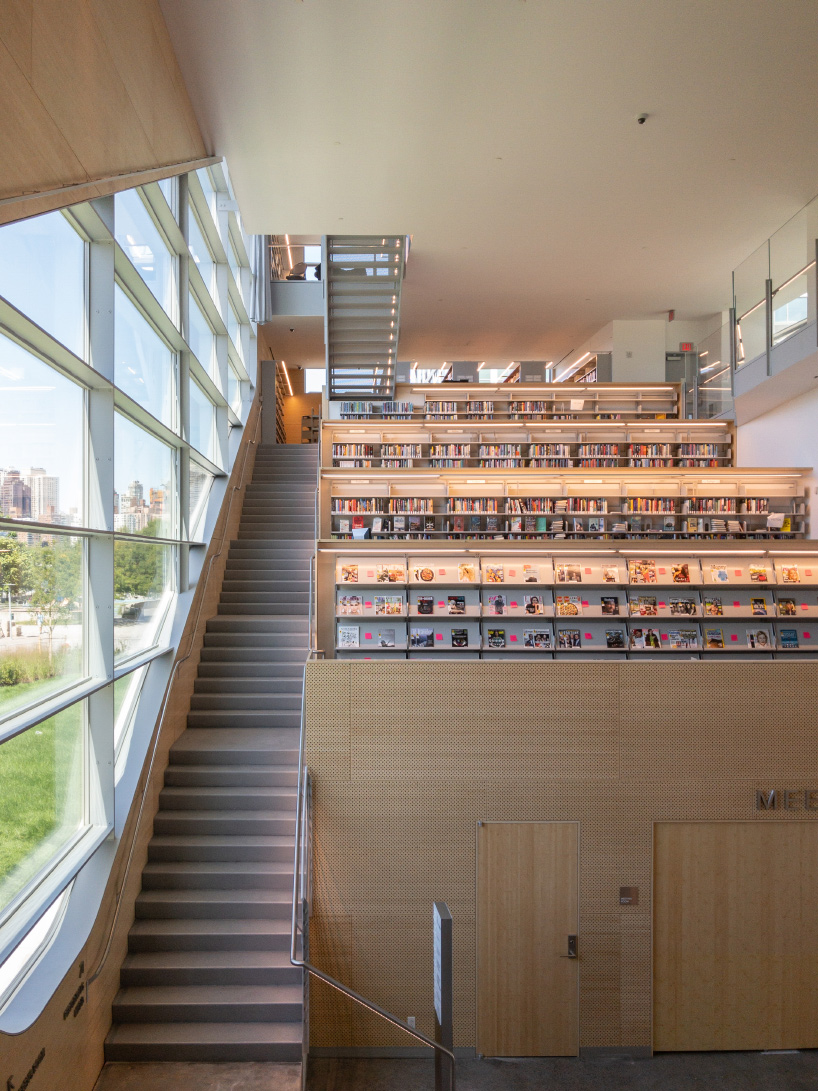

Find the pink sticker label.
[
  {"left": 658, "top": 567, "right": 666, "bottom": 575},
  {"left": 366, "top": 570, "right": 375, "bottom": 578},
  {"left": 438, "top": 601, "right": 445, "bottom": 608},
  {"left": 510, "top": 634, "right": 518, "bottom": 642},
  {"left": 735, "top": 569, "right": 742, "bottom": 577},
  {"left": 510, "top": 602, "right": 518, "bottom": 608},
  {"left": 584, "top": 632, "right": 592, "bottom": 640},
  {"left": 802, "top": 603, "right": 809, "bottom": 610},
  {"left": 660, "top": 633, "right": 668, "bottom": 641},
  {"left": 435, "top": 633, "right": 443, "bottom": 641},
  {"left": 508, "top": 569, "right": 517, "bottom": 577},
  {"left": 438, "top": 569, "right": 446, "bottom": 575},
  {"left": 581, "top": 600, "right": 589, "bottom": 607},
  {"left": 365, "top": 602, "right": 372, "bottom": 608},
  {"left": 585, "top": 567, "right": 592, "bottom": 574},
  {"left": 805, "top": 569, "right": 812, "bottom": 576},
  {"left": 733, "top": 601, "right": 740, "bottom": 608},
  {"left": 805, "top": 632, "right": 812, "bottom": 639},
  {"left": 731, "top": 634, "right": 738, "bottom": 641},
  {"left": 658, "top": 602, "right": 666, "bottom": 608},
  {"left": 364, "top": 633, "right": 372, "bottom": 640}
]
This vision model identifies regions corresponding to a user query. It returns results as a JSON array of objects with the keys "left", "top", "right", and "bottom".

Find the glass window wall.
[
  {"left": 188, "top": 381, "right": 215, "bottom": 463},
  {"left": 114, "top": 190, "right": 176, "bottom": 321},
  {"left": 0, "top": 212, "right": 86, "bottom": 360},
  {"left": 114, "top": 287, "right": 176, "bottom": 428},
  {"left": 188, "top": 207, "right": 215, "bottom": 304},
  {"left": 114, "top": 413, "right": 176, "bottom": 539},
  {"left": 113, "top": 538, "right": 173, "bottom": 664},
  {"left": 188, "top": 293, "right": 216, "bottom": 382}
]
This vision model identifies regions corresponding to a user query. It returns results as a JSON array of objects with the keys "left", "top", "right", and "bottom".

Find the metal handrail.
[
  {"left": 290, "top": 490, "right": 456, "bottom": 1087},
  {"left": 88, "top": 404, "right": 261, "bottom": 987}
]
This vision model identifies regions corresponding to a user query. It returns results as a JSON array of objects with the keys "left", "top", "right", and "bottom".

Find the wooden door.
[
  {"left": 654, "top": 822, "right": 818, "bottom": 1051},
  {"left": 477, "top": 821, "right": 579, "bottom": 1056}
]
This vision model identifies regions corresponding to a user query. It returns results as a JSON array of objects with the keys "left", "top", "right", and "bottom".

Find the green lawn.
[{"left": 0, "top": 703, "right": 84, "bottom": 910}]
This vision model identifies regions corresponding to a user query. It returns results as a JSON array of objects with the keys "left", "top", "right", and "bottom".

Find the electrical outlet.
[{"left": 407, "top": 1015, "right": 416, "bottom": 1029}]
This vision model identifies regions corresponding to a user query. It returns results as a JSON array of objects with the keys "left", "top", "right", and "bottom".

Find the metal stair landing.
[
  {"left": 105, "top": 443, "right": 317, "bottom": 1063},
  {"left": 325, "top": 235, "right": 407, "bottom": 401}
]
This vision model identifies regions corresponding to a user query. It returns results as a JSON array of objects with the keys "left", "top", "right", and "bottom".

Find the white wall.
[
  {"left": 736, "top": 384, "right": 818, "bottom": 511},
  {"left": 611, "top": 319, "right": 666, "bottom": 382}
]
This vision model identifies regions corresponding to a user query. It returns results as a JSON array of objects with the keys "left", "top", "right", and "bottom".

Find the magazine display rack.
[{"left": 326, "top": 547, "right": 818, "bottom": 660}]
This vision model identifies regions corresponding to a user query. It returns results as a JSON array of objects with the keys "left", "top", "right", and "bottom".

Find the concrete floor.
[
  {"left": 93, "top": 1053, "right": 818, "bottom": 1091},
  {"left": 93, "top": 1062, "right": 301, "bottom": 1091}
]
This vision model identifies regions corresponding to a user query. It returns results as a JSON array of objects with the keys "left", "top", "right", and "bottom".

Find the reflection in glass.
[
  {"left": 196, "top": 169, "right": 217, "bottom": 223},
  {"left": 0, "top": 532, "right": 84, "bottom": 718},
  {"left": 189, "top": 463, "right": 214, "bottom": 540},
  {"left": 0, "top": 705, "right": 85, "bottom": 914},
  {"left": 114, "top": 667, "right": 146, "bottom": 750},
  {"left": 227, "top": 303, "right": 241, "bottom": 357},
  {"left": 114, "top": 413, "right": 175, "bottom": 539},
  {"left": 188, "top": 293, "right": 216, "bottom": 382},
  {"left": 188, "top": 207, "right": 215, "bottom": 302},
  {"left": 189, "top": 381, "right": 215, "bottom": 462},
  {"left": 227, "top": 240, "right": 241, "bottom": 293},
  {"left": 115, "top": 190, "right": 176, "bottom": 320},
  {"left": 0, "top": 211, "right": 86, "bottom": 359},
  {"left": 157, "top": 176, "right": 176, "bottom": 213},
  {"left": 115, "top": 287, "right": 175, "bottom": 428},
  {"left": 0, "top": 335, "right": 84, "bottom": 526},
  {"left": 114, "top": 538, "right": 173, "bottom": 663},
  {"left": 228, "top": 366, "right": 242, "bottom": 414}
]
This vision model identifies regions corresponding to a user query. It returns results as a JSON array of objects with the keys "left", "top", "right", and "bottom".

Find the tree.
[
  {"left": 28, "top": 540, "right": 81, "bottom": 660},
  {"left": 114, "top": 521, "right": 167, "bottom": 601},
  {"left": 0, "top": 532, "right": 32, "bottom": 600}
]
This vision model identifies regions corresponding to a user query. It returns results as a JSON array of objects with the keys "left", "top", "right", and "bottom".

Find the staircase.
[
  {"left": 325, "top": 234, "right": 407, "bottom": 400},
  {"left": 106, "top": 443, "right": 318, "bottom": 1062}
]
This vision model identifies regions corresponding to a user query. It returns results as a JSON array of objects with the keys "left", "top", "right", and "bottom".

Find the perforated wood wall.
[{"left": 304, "top": 660, "right": 818, "bottom": 1050}]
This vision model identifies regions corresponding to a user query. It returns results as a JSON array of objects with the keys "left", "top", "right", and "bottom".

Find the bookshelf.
[
  {"left": 323, "top": 420, "right": 734, "bottom": 470},
  {"left": 321, "top": 543, "right": 818, "bottom": 660},
  {"left": 323, "top": 466, "right": 808, "bottom": 542},
  {"left": 328, "top": 382, "right": 681, "bottom": 422}
]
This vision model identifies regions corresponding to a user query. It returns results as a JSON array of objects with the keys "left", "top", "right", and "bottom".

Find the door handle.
[{"left": 559, "top": 934, "right": 578, "bottom": 959}]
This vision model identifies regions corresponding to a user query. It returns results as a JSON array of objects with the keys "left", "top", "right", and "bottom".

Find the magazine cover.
[
  {"left": 523, "top": 564, "right": 539, "bottom": 582},
  {"left": 780, "top": 628, "right": 799, "bottom": 648},
  {"left": 746, "top": 627, "right": 772, "bottom": 650},
  {"left": 749, "top": 563, "right": 769, "bottom": 582},
  {"left": 447, "top": 595, "right": 466, "bottom": 615},
  {"left": 602, "top": 564, "right": 619, "bottom": 583},
  {"left": 782, "top": 565, "right": 800, "bottom": 584},
  {"left": 524, "top": 629, "right": 552, "bottom": 649},
  {"left": 628, "top": 559, "right": 657, "bottom": 584},
  {"left": 377, "top": 564, "right": 404, "bottom": 583},
  {"left": 557, "top": 628, "right": 581, "bottom": 649},
  {"left": 458, "top": 563, "right": 477, "bottom": 582},
  {"left": 750, "top": 597, "right": 769, "bottom": 616},
  {"left": 341, "top": 564, "right": 359, "bottom": 583},
  {"left": 631, "top": 595, "right": 657, "bottom": 616},
  {"left": 413, "top": 565, "right": 436, "bottom": 582},
  {"left": 377, "top": 628, "right": 396, "bottom": 648},
  {"left": 375, "top": 596, "right": 402, "bottom": 616},
  {"left": 451, "top": 628, "right": 469, "bottom": 647},
  {"left": 778, "top": 597, "right": 797, "bottom": 616},
  {"left": 703, "top": 597, "right": 723, "bottom": 616},
  {"left": 601, "top": 596, "right": 620, "bottom": 615},
  {"left": 709, "top": 565, "right": 729, "bottom": 583},
  {"left": 487, "top": 594, "right": 507, "bottom": 615},
  {"left": 671, "top": 562, "right": 690, "bottom": 583},
  {"left": 484, "top": 563, "right": 504, "bottom": 583},
  {"left": 338, "top": 625, "right": 359, "bottom": 648},
  {"left": 669, "top": 598, "right": 697, "bottom": 616},
  {"left": 487, "top": 629, "right": 506, "bottom": 648},
  {"left": 410, "top": 627, "right": 434, "bottom": 649},
  {"left": 554, "top": 595, "right": 579, "bottom": 616},
  {"left": 555, "top": 563, "right": 582, "bottom": 583},
  {"left": 704, "top": 627, "right": 725, "bottom": 649},
  {"left": 339, "top": 595, "right": 363, "bottom": 615},
  {"left": 416, "top": 595, "right": 435, "bottom": 615},
  {"left": 605, "top": 630, "right": 625, "bottom": 649},
  {"left": 669, "top": 630, "right": 698, "bottom": 650}
]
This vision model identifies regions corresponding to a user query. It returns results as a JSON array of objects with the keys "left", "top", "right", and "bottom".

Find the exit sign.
[{"left": 679, "top": 342, "right": 694, "bottom": 351}]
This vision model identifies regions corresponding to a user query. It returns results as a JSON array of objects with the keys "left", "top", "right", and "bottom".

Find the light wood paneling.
[
  {"left": 477, "top": 822, "right": 578, "bottom": 1057},
  {"left": 0, "top": 396, "right": 260, "bottom": 1091},
  {"left": 654, "top": 821, "right": 818, "bottom": 1051},
  {"left": 304, "top": 660, "right": 818, "bottom": 1051},
  {"left": 0, "top": 0, "right": 205, "bottom": 218}
]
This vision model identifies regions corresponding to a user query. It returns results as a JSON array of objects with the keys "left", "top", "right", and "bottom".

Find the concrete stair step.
[
  {"left": 192, "top": 678, "right": 301, "bottom": 695},
  {"left": 148, "top": 834, "right": 294, "bottom": 863},
  {"left": 135, "top": 888, "right": 293, "bottom": 919},
  {"left": 105, "top": 1020, "right": 302, "bottom": 1062},
  {"left": 170, "top": 727, "right": 299, "bottom": 763},
  {"left": 188, "top": 693, "right": 302, "bottom": 711},
  {"left": 200, "top": 646, "right": 308, "bottom": 663},
  {"left": 206, "top": 616, "right": 308, "bottom": 634},
  {"left": 203, "top": 635, "right": 309, "bottom": 651},
  {"left": 141, "top": 860, "right": 293, "bottom": 890},
  {"left": 164, "top": 763, "right": 298, "bottom": 787},
  {"left": 158, "top": 785, "right": 298, "bottom": 811},
  {"left": 128, "top": 917, "right": 292, "bottom": 951},
  {"left": 221, "top": 582, "right": 310, "bottom": 593},
  {"left": 195, "top": 662, "right": 303, "bottom": 679},
  {"left": 152, "top": 809, "right": 296, "bottom": 837},
  {"left": 185, "top": 710, "right": 301, "bottom": 730},
  {"left": 216, "top": 602, "right": 309, "bottom": 616},
  {"left": 120, "top": 949, "right": 301, "bottom": 987},
  {"left": 112, "top": 984, "right": 302, "bottom": 1023}
]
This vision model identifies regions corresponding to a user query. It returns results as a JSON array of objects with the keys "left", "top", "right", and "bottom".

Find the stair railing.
[{"left": 88, "top": 403, "right": 262, "bottom": 990}]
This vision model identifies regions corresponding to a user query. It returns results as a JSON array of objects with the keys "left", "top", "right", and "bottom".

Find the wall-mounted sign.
[
  {"left": 756, "top": 789, "right": 818, "bottom": 810},
  {"left": 619, "top": 886, "right": 639, "bottom": 906}
]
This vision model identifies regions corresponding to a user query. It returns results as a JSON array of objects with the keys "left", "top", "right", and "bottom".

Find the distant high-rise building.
[
  {"left": 113, "top": 490, "right": 120, "bottom": 515},
  {"left": 1, "top": 470, "right": 31, "bottom": 519},
  {"left": 124, "top": 480, "right": 144, "bottom": 509},
  {"left": 24, "top": 468, "right": 59, "bottom": 523},
  {"left": 149, "top": 488, "right": 165, "bottom": 518}
]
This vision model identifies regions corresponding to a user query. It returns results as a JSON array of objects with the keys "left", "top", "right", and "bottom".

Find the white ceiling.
[{"left": 161, "top": 0, "right": 818, "bottom": 368}]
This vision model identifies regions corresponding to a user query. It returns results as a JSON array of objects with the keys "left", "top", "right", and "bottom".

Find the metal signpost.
[{"left": 433, "top": 901, "right": 453, "bottom": 1091}]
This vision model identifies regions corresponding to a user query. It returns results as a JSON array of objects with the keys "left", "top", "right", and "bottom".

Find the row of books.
[
  {"left": 331, "top": 442, "right": 728, "bottom": 456},
  {"left": 336, "top": 623, "right": 805, "bottom": 652}
]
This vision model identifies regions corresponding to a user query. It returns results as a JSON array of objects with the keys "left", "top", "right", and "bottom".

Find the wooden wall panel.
[
  {"left": 0, "top": 0, "right": 205, "bottom": 210},
  {"left": 305, "top": 660, "right": 818, "bottom": 1052}
]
